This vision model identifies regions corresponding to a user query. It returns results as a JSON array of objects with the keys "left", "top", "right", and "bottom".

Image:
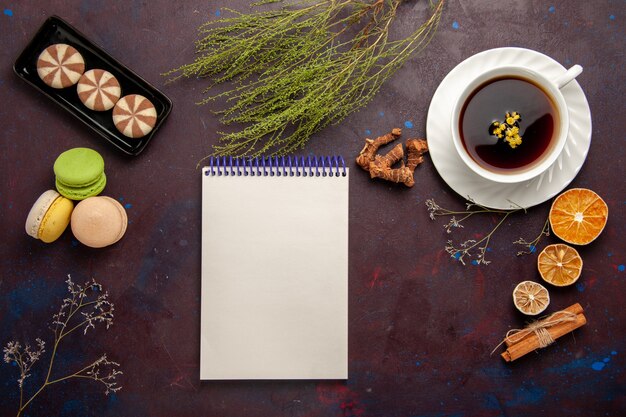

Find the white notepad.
[{"left": 200, "top": 157, "right": 349, "bottom": 380}]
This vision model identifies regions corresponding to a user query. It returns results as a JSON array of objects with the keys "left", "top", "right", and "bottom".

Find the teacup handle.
[{"left": 554, "top": 65, "right": 583, "bottom": 89}]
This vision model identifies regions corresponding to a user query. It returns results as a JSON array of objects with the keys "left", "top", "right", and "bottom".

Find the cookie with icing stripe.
[
  {"left": 77, "top": 69, "right": 121, "bottom": 111},
  {"left": 37, "top": 43, "right": 85, "bottom": 89},
  {"left": 112, "top": 94, "right": 157, "bottom": 138}
]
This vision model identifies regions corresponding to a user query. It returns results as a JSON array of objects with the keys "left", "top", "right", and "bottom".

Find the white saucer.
[{"left": 426, "top": 47, "right": 592, "bottom": 209}]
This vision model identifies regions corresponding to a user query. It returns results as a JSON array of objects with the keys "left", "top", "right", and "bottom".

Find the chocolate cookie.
[
  {"left": 77, "top": 69, "right": 121, "bottom": 111},
  {"left": 37, "top": 43, "right": 85, "bottom": 89},
  {"left": 112, "top": 94, "right": 157, "bottom": 138}
]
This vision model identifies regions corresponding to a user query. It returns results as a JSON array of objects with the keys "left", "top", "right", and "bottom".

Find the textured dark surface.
[{"left": 1, "top": 1, "right": 624, "bottom": 416}]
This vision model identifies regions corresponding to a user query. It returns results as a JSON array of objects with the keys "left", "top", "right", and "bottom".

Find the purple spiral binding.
[
  {"left": 339, "top": 156, "right": 346, "bottom": 176},
  {"left": 204, "top": 155, "right": 346, "bottom": 177},
  {"left": 208, "top": 156, "right": 215, "bottom": 175}
]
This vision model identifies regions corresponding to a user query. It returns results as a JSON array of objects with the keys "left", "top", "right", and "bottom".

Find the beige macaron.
[{"left": 70, "top": 196, "right": 128, "bottom": 248}]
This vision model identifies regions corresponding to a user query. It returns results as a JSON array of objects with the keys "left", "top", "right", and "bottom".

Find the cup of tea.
[{"left": 450, "top": 64, "right": 582, "bottom": 183}]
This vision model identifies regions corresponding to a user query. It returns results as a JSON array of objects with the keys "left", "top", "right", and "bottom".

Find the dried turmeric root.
[
  {"left": 406, "top": 138, "right": 429, "bottom": 170},
  {"left": 368, "top": 143, "right": 416, "bottom": 187},
  {"left": 356, "top": 128, "right": 428, "bottom": 188},
  {"left": 356, "top": 128, "right": 402, "bottom": 170}
]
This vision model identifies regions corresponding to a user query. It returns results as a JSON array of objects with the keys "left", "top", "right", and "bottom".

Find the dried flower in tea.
[{"left": 490, "top": 111, "right": 523, "bottom": 148}]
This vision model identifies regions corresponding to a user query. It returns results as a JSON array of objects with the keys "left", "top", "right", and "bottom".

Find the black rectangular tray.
[{"left": 14, "top": 15, "right": 172, "bottom": 156}]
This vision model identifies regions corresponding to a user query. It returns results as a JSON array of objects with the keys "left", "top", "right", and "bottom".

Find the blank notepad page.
[{"left": 200, "top": 160, "right": 349, "bottom": 380}]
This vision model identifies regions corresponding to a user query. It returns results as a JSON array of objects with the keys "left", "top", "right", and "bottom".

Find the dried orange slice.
[
  {"left": 538, "top": 244, "right": 583, "bottom": 287},
  {"left": 549, "top": 188, "right": 608, "bottom": 245},
  {"left": 513, "top": 281, "right": 550, "bottom": 315}
]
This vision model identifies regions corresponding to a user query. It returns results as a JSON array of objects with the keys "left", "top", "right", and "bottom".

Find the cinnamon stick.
[
  {"left": 504, "top": 303, "right": 584, "bottom": 347},
  {"left": 501, "top": 303, "right": 587, "bottom": 362}
]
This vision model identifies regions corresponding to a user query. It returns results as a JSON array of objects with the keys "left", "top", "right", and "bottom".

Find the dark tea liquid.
[{"left": 459, "top": 76, "right": 559, "bottom": 172}]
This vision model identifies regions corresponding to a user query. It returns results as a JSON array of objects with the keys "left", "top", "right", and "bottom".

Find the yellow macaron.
[{"left": 25, "top": 190, "right": 74, "bottom": 243}]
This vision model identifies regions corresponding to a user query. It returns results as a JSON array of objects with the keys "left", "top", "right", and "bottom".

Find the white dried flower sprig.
[
  {"left": 51, "top": 278, "right": 114, "bottom": 338},
  {"left": 3, "top": 275, "right": 122, "bottom": 417},
  {"left": 47, "top": 353, "right": 122, "bottom": 396},
  {"left": 513, "top": 217, "right": 551, "bottom": 256},
  {"left": 3, "top": 339, "right": 45, "bottom": 389},
  {"left": 426, "top": 198, "right": 548, "bottom": 265}
]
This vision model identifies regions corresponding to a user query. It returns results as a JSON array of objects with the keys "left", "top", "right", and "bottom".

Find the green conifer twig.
[{"left": 165, "top": 0, "right": 445, "bottom": 158}]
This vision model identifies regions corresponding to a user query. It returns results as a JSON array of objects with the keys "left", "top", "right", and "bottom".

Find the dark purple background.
[{"left": 1, "top": 1, "right": 624, "bottom": 416}]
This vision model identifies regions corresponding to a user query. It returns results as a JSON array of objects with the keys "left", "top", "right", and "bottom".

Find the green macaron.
[{"left": 53, "top": 147, "right": 106, "bottom": 200}]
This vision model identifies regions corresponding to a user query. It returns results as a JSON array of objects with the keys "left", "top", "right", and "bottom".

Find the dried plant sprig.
[
  {"left": 444, "top": 211, "right": 515, "bottom": 265},
  {"left": 3, "top": 339, "right": 45, "bottom": 389},
  {"left": 426, "top": 198, "right": 528, "bottom": 265},
  {"left": 44, "top": 354, "right": 122, "bottom": 396},
  {"left": 165, "top": 0, "right": 445, "bottom": 159},
  {"left": 3, "top": 275, "right": 122, "bottom": 417},
  {"left": 514, "top": 217, "right": 551, "bottom": 256},
  {"left": 426, "top": 198, "right": 514, "bottom": 233}
]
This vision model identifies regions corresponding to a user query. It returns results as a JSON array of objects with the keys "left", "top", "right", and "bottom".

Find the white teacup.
[{"left": 450, "top": 64, "right": 582, "bottom": 183}]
